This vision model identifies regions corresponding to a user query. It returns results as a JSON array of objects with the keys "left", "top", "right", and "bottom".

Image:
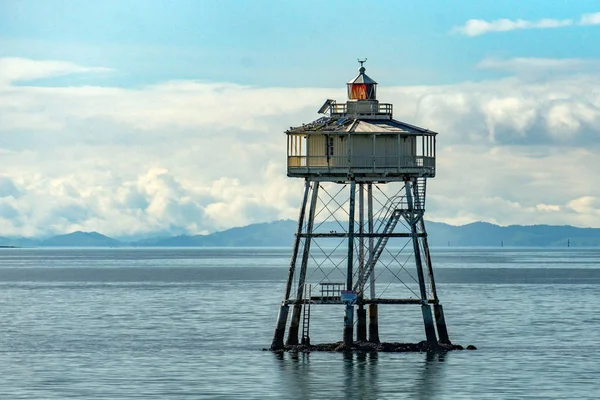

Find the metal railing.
[
  {"left": 319, "top": 282, "right": 345, "bottom": 299},
  {"left": 287, "top": 155, "right": 435, "bottom": 170},
  {"left": 330, "top": 102, "right": 393, "bottom": 115}
]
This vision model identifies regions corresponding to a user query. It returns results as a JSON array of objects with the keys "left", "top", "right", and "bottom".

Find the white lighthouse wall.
[
  {"left": 306, "top": 134, "right": 350, "bottom": 167},
  {"left": 307, "top": 134, "right": 327, "bottom": 166},
  {"left": 350, "top": 134, "right": 372, "bottom": 168},
  {"left": 347, "top": 134, "right": 417, "bottom": 168},
  {"left": 374, "top": 134, "right": 399, "bottom": 167},
  {"left": 329, "top": 134, "right": 348, "bottom": 167},
  {"left": 399, "top": 135, "right": 417, "bottom": 166}
]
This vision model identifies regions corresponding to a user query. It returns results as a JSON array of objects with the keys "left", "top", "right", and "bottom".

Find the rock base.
[{"left": 268, "top": 341, "right": 476, "bottom": 353}]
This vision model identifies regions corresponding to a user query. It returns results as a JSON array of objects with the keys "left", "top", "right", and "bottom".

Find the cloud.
[
  {"left": 452, "top": 17, "right": 572, "bottom": 37},
  {"left": 0, "top": 176, "right": 21, "bottom": 198},
  {"left": 568, "top": 196, "right": 600, "bottom": 216},
  {"left": 426, "top": 146, "right": 600, "bottom": 227},
  {"left": 477, "top": 57, "right": 600, "bottom": 75},
  {"left": 453, "top": 12, "right": 600, "bottom": 36},
  {"left": 1, "top": 57, "right": 600, "bottom": 237},
  {"left": 0, "top": 57, "right": 111, "bottom": 85},
  {"left": 384, "top": 71, "right": 600, "bottom": 146},
  {"left": 579, "top": 12, "right": 600, "bottom": 26}
]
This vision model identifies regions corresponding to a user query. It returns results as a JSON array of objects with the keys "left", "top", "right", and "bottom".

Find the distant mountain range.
[{"left": 0, "top": 220, "right": 599, "bottom": 247}]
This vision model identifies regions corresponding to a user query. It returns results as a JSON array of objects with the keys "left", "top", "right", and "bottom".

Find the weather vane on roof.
[{"left": 357, "top": 58, "right": 367, "bottom": 68}]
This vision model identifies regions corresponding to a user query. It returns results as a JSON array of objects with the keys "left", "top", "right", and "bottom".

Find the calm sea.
[{"left": 0, "top": 247, "right": 599, "bottom": 399}]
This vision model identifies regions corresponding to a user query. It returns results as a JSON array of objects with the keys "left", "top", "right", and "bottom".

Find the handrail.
[
  {"left": 330, "top": 103, "right": 393, "bottom": 115},
  {"left": 288, "top": 155, "right": 435, "bottom": 169},
  {"left": 319, "top": 282, "right": 344, "bottom": 299}
]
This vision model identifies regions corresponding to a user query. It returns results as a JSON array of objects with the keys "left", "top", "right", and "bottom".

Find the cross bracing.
[
  {"left": 287, "top": 181, "right": 432, "bottom": 304},
  {"left": 272, "top": 178, "right": 450, "bottom": 348}
]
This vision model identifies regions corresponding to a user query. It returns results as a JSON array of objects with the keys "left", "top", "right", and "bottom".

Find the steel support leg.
[
  {"left": 367, "top": 184, "right": 379, "bottom": 343},
  {"left": 343, "top": 181, "right": 356, "bottom": 347},
  {"left": 368, "top": 304, "right": 380, "bottom": 343},
  {"left": 271, "top": 180, "right": 310, "bottom": 350},
  {"left": 434, "top": 304, "right": 451, "bottom": 345},
  {"left": 356, "top": 183, "right": 367, "bottom": 342},
  {"left": 357, "top": 305, "right": 367, "bottom": 341},
  {"left": 287, "top": 308, "right": 302, "bottom": 345},
  {"left": 406, "top": 179, "right": 438, "bottom": 347},
  {"left": 344, "top": 304, "right": 354, "bottom": 346},
  {"left": 421, "top": 304, "right": 438, "bottom": 347},
  {"left": 287, "top": 182, "right": 320, "bottom": 345},
  {"left": 270, "top": 304, "right": 289, "bottom": 350},
  {"left": 419, "top": 218, "right": 451, "bottom": 345}
]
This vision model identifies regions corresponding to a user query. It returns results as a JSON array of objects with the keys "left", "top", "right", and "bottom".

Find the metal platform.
[{"left": 287, "top": 297, "right": 438, "bottom": 305}]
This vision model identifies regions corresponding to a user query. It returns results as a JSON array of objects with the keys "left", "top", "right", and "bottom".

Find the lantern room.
[
  {"left": 347, "top": 60, "right": 377, "bottom": 100},
  {"left": 286, "top": 61, "right": 438, "bottom": 182}
]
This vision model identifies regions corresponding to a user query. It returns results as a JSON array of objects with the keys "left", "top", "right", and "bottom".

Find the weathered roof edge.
[{"left": 286, "top": 116, "right": 438, "bottom": 135}]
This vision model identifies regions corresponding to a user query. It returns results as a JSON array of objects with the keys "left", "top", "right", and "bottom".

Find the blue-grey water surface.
[{"left": 0, "top": 247, "right": 599, "bottom": 399}]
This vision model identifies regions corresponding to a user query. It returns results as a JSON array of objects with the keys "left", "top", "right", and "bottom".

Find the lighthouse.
[{"left": 271, "top": 61, "right": 451, "bottom": 350}]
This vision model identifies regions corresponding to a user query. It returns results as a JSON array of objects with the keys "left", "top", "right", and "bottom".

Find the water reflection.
[
  {"left": 273, "top": 352, "right": 313, "bottom": 400},
  {"left": 274, "top": 351, "right": 448, "bottom": 399},
  {"left": 414, "top": 352, "right": 447, "bottom": 400}
]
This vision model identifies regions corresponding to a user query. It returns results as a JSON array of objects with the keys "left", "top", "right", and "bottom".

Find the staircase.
[
  {"left": 413, "top": 178, "right": 426, "bottom": 210},
  {"left": 353, "top": 178, "right": 427, "bottom": 292},
  {"left": 354, "top": 208, "right": 403, "bottom": 292}
]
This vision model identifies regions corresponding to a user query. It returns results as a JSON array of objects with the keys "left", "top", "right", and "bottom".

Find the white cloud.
[
  {"left": 426, "top": 146, "right": 600, "bottom": 227},
  {"left": 579, "top": 12, "right": 600, "bottom": 26},
  {"left": 384, "top": 72, "right": 600, "bottom": 145},
  {"left": 477, "top": 57, "right": 600, "bottom": 75},
  {"left": 0, "top": 57, "right": 111, "bottom": 85},
  {"left": 0, "top": 176, "right": 20, "bottom": 198},
  {"left": 453, "top": 12, "right": 600, "bottom": 36},
  {"left": 1, "top": 57, "right": 600, "bottom": 237},
  {"left": 452, "top": 17, "right": 572, "bottom": 37}
]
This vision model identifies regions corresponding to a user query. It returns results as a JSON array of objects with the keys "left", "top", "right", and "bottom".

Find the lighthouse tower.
[{"left": 271, "top": 61, "right": 451, "bottom": 350}]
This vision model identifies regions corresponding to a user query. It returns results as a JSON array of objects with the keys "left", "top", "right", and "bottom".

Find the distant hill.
[
  {"left": 424, "top": 221, "right": 600, "bottom": 247},
  {"left": 0, "top": 236, "right": 40, "bottom": 247},
  {"left": 1, "top": 221, "right": 599, "bottom": 247},
  {"left": 40, "top": 231, "right": 122, "bottom": 247},
  {"left": 129, "top": 220, "right": 600, "bottom": 247},
  {"left": 129, "top": 220, "right": 298, "bottom": 247}
]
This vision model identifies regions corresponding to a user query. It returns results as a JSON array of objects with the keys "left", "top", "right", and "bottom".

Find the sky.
[{"left": 1, "top": 0, "right": 600, "bottom": 238}]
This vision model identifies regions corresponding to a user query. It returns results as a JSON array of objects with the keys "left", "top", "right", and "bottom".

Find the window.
[{"left": 326, "top": 136, "right": 334, "bottom": 157}]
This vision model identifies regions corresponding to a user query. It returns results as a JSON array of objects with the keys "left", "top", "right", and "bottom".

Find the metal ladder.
[{"left": 301, "top": 284, "right": 312, "bottom": 345}]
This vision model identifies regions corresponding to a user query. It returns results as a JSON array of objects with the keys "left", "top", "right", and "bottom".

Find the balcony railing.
[
  {"left": 287, "top": 155, "right": 435, "bottom": 175},
  {"left": 330, "top": 102, "right": 393, "bottom": 116}
]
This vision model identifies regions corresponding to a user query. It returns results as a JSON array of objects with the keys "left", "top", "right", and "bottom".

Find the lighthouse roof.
[
  {"left": 347, "top": 60, "right": 378, "bottom": 85},
  {"left": 347, "top": 71, "right": 377, "bottom": 85},
  {"left": 287, "top": 116, "right": 437, "bottom": 135}
]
